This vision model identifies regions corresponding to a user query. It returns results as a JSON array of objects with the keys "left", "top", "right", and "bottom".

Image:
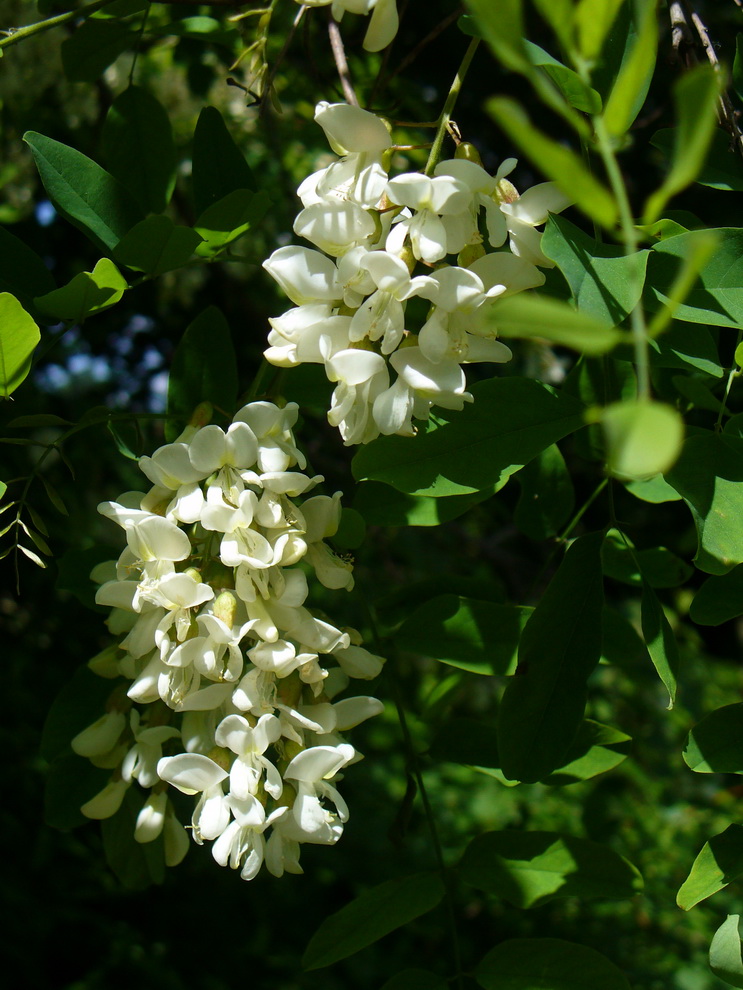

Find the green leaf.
[
  {"left": 665, "top": 433, "right": 743, "bottom": 574},
  {"left": 573, "top": 0, "right": 625, "bottom": 62},
  {"left": 640, "top": 579, "right": 679, "bottom": 708},
  {"left": 380, "top": 971, "right": 447, "bottom": 990},
  {"left": 648, "top": 321, "right": 723, "bottom": 378},
  {"left": 102, "top": 787, "right": 165, "bottom": 890},
  {"left": 486, "top": 97, "right": 618, "bottom": 229},
  {"left": 463, "top": 0, "right": 529, "bottom": 75},
  {"left": 0, "top": 225, "right": 56, "bottom": 319},
  {"left": 524, "top": 41, "right": 602, "bottom": 114},
  {"left": 650, "top": 129, "right": 743, "bottom": 192},
  {"left": 333, "top": 507, "right": 366, "bottom": 550},
  {"left": 24, "top": 131, "right": 143, "bottom": 251},
  {"left": 541, "top": 719, "right": 632, "bottom": 785},
  {"left": 192, "top": 106, "right": 258, "bottom": 217},
  {"left": 0, "top": 293, "right": 40, "bottom": 397},
  {"left": 684, "top": 703, "right": 743, "bottom": 774},
  {"left": 114, "top": 215, "right": 202, "bottom": 276},
  {"left": 397, "top": 595, "right": 531, "bottom": 675},
  {"left": 514, "top": 443, "right": 575, "bottom": 540},
  {"left": 691, "top": 566, "right": 743, "bottom": 626},
  {"left": 151, "top": 15, "right": 238, "bottom": 48},
  {"left": 477, "top": 938, "right": 631, "bottom": 990},
  {"left": 61, "top": 17, "right": 137, "bottom": 82},
  {"left": 194, "top": 188, "right": 271, "bottom": 255},
  {"left": 353, "top": 481, "right": 494, "bottom": 527},
  {"left": 602, "top": 529, "right": 692, "bottom": 588},
  {"left": 429, "top": 717, "right": 501, "bottom": 769},
  {"left": 461, "top": 831, "right": 642, "bottom": 908},
  {"left": 44, "top": 753, "right": 110, "bottom": 830},
  {"left": 40, "top": 664, "right": 122, "bottom": 762},
  {"left": 166, "top": 306, "right": 238, "bottom": 441},
  {"left": 623, "top": 474, "right": 682, "bottom": 504},
  {"left": 489, "top": 293, "right": 625, "bottom": 353},
  {"left": 352, "top": 378, "right": 585, "bottom": 497},
  {"left": 542, "top": 214, "right": 649, "bottom": 326},
  {"left": 56, "top": 545, "right": 115, "bottom": 611},
  {"left": 497, "top": 531, "right": 604, "bottom": 783},
  {"left": 34, "top": 258, "right": 127, "bottom": 322},
  {"left": 645, "top": 229, "right": 743, "bottom": 329},
  {"left": 596, "top": 400, "right": 684, "bottom": 480},
  {"left": 302, "top": 872, "right": 445, "bottom": 971},
  {"left": 41, "top": 476, "right": 68, "bottom": 516},
  {"left": 102, "top": 86, "right": 177, "bottom": 215},
  {"left": 644, "top": 65, "right": 721, "bottom": 222},
  {"left": 602, "top": 0, "right": 658, "bottom": 139},
  {"left": 678, "top": 826, "right": 743, "bottom": 911},
  {"left": 710, "top": 915, "right": 743, "bottom": 989}
]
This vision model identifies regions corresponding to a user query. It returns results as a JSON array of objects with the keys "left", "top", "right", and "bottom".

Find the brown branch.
[{"left": 327, "top": 14, "right": 358, "bottom": 107}]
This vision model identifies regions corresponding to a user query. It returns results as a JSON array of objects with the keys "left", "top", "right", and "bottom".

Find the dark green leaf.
[
  {"left": 352, "top": 378, "right": 585, "bottom": 497},
  {"left": 194, "top": 188, "right": 271, "bottom": 255},
  {"left": 35, "top": 258, "right": 127, "bottom": 322},
  {"left": 7, "top": 414, "right": 72, "bottom": 427},
  {"left": 461, "top": 831, "right": 642, "bottom": 908},
  {"left": 684, "top": 703, "right": 743, "bottom": 774},
  {"left": 398, "top": 595, "right": 532, "bottom": 675},
  {"left": 61, "top": 17, "right": 137, "bottom": 82},
  {"left": 24, "top": 131, "right": 143, "bottom": 251},
  {"left": 651, "top": 129, "right": 743, "bottom": 192},
  {"left": 41, "top": 476, "right": 69, "bottom": 516},
  {"left": 166, "top": 306, "right": 238, "bottom": 441},
  {"left": 192, "top": 107, "right": 258, "bottom": 216},
  {"left": 678, "top": 826, "right": 743, "bottom": 910},
  {"left": 40, "top": 664, "right": 122, "bottom": 762},
  {"left": 333, "top": 507, "right": 366, "bottom": 550},
  {"left": 151, "top": 15, "right": 238, "bottom": 48},
  {"left": 515, "top": 443, "right": 574, "bottom": 540},
  {"left": 302, "top": 872, "right": 445, "bottom": 970},
  {"left": 691, "top": 566, "right": 743, "bottom": 626},
  {"left": 542, "top": 214, "right": 649, "bottom": 326},
  {"left": 0, "top": 225, "right": 56, "bottom": 319},
  {"left": 648, "top": 321, "right": 723, "bottom": 378},
  {"left": 541, "top": 720, "right": 632, "bottom": 785},
  {"left": 44, "top": 753, "right": 110, "bottom": 830},
  {"left": 380, "top": 970, "right": 447, "bottom": 990},
  {"left": 602, "top": 529, "right": 692, "bottom": 588},
  {"left": 477, "top": 938, "right": 631, "bottom": 990},
  {"left": 429, "top": 718, "right": 501, "bottom": 769},
  {"left": 114, "top": 215, "right": 202, "bottom": 275},
  {"left": 665, "top": 433, "right": 743, "bottom": 574},
  {"left": 497, "top": 531, "right": 604, "bottom": 782},
  {"left": 602, "top": 0, "right": 657, "bottom": 139},
  {"left": 56, "top": 545, "right": 117, "bottom": 611},
  {"left": 640, "top": 579, "right": 679, "bottom": 708},
  {"left": 353, "top": 481, "right": 494, "bottom": 527},
  {"left": 711, "top": 915, "right": 743, "bottom": 988},
  {"left": 102, "top": 787, "right": 165, "bottom": 890},
  {"left": 102, "top": 86, "right": 177, "bottom": 215},
  {"left": 0, "top": 293, "right": 40, "bottom": 397}
]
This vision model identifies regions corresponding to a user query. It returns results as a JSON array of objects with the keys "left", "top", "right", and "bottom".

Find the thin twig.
[
  {"left": 327, "top": 14, "right": 358, "bottom": 106},
  {"left": 423, "top": 36, "right": 479, "bottom": 176}
]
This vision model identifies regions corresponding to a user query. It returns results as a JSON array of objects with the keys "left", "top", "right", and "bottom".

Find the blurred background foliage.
[{"left": 2, "top": 1, "right": 743, "bottom": 988}]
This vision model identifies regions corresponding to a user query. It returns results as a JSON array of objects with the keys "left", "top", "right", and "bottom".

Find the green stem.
[
  {"left": 423, "top": 37, "right": 479, "bottom": 176},
  {"left": 715, "top": 328, "right": 743, "bottom": 431},
  {"left": 592, "top": 116, "right": 650, "bottom": 400},
  {"left": 0, "top": 0, "right": 117, "bottom": 50}
]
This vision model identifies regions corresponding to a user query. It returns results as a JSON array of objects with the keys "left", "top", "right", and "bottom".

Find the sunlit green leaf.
[
  {"left": 710, "top": 915, "right": 743, "bottom": 988},
  {"left": 0, "top": 293, "right": 40, "bottom": 398},
  {"left": 574, "top": 0, "right": 625, "bottom": 62},
  {"left": 523, "top": 42, "right": 602, "bottom": 114},
  {"left": 678, "top": 826, "right": 743, "bottom": 911},
  {"left": 35, "top": 258, "right": 127, "bottom": 322},
  {"left": 684, "top": 703, "right": 743, "bottom": 774},
  {"left": 194, "top": 188, "right": 271, "bottom": 255},
  {"left": 541, "top": 719, "right": 632, "bottom": 785},
  {"left": 489, "top": 293, "right": 625, "bottom": 353},
  {"left": 353, "top": 481, "right": 494, "bottom": 527},
  {"left": 641, "top": 579, "right": 679, "bottom": 708},
  {"left": 602, "top": 0, "right": 658, "bottom": 138}
]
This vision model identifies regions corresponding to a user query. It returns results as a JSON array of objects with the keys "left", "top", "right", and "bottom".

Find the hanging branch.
[{"left": 327, "top": 14, "right": 359, "bottom": 106}]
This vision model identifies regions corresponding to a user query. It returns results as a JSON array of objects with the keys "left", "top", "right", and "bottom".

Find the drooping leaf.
[
  {"left": 24, "top": 131, "right": 144, "bottom": 251},
  {"left": 597, "top": 400, "right": 684, "bottom": 480},
  {"left": 302, "top": 872, "right": 445, "bottom": 971},
  {"left": 61, "top": 16, "right": 137, "bottom": 82},
  {"left": 0, "top": 225, "right": 56, "bottom": 318},
  {"left": 602, "top": 0, "right": 658, "bottom": 138},
  {"left": 102, "top": 86, "right": 177, "bottom": 215},
  {"left": 486, "top": 97, "right": 617, "bottom": 228},
  {"left": 665, "top": 433, "right": 743, "bottom": 574},
  {"left": 541, "top": 719, "right": 632, "bottom": 785},
  {"left": 514, "top": 443, "right": 574, "bottom": 540},
  {"left": 678, "top": 826, "right": 743, "bottom": 911},
  {"left": 461, "top": 831, "right": 642, "bottom": 908},
  {"left": 645, "top": 229, "right": 743, "bottom": 329},
  {"left": 497, "top": 531, "right": 604, "bottom": 782},
  {"left": 710, "top": 915, "right": 743, "bottom": 989},
  {"left": 352, "top": 378, "right": 585, "bottom": 497},
  {"left": 640, "top": 579, "right": 679, "bottom": 708},
  {"left": 194, "top": 188, "right": 271, "bottom": 256},
  {"left": 114, "top": 216, "right": 202, "bottom": 276},
  {"left": 192, "top": 106, "right": 258, "bottom": 216},
  {"left": 397, "top": 595, "right": 531, "bottom": 675},
  {"left": 684, "top": 703, "right": 743, "bottom": 774},
  {"left": 488, "top": 293, "right": 625, "bottom": 354},
  {"left": 0, "top": 293, "right": 40, "bottom": 397},
  {"left": 691, "top": 567, "right": 743, "bottom": 626},
  {"left": 542, "top": 214, "right": 649, "bottom": 326},
  {"left": 34, "top": 258, "right": 128, "bottom": 322},
  {"left": 644, "top": 65, "right": 721, "bottom": 222},
  {"left": 477, "top": 938, "right": 631, "bottom": 990},
  {"left": 166, "top": 306, "right": 238, "bottom": 440}
]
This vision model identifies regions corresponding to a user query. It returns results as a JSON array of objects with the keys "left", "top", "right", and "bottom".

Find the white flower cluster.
[
  {"left": 72, "top": 400, "right": 384, "bottom": 881},
  {"left": 296, "top": 0, "right": 399, "bottom": 52},
  {"left": 263, "top": 102, "right": 570, "bottom": 446}
]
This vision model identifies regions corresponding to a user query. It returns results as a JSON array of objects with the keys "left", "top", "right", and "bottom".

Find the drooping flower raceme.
[
  {"left": 73, "top": 401, "right": 384, "bottom": 881},
  {"left": 263, "top": 102, "right": 569, "bottom": 446}
]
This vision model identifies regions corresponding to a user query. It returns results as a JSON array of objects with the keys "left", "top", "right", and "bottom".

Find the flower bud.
[
  {"left": 455, "top": 141, "right": 484, "bottom": 166},
  {"left": 212, "top": 590, "right": 238, "bottom": 628}
]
